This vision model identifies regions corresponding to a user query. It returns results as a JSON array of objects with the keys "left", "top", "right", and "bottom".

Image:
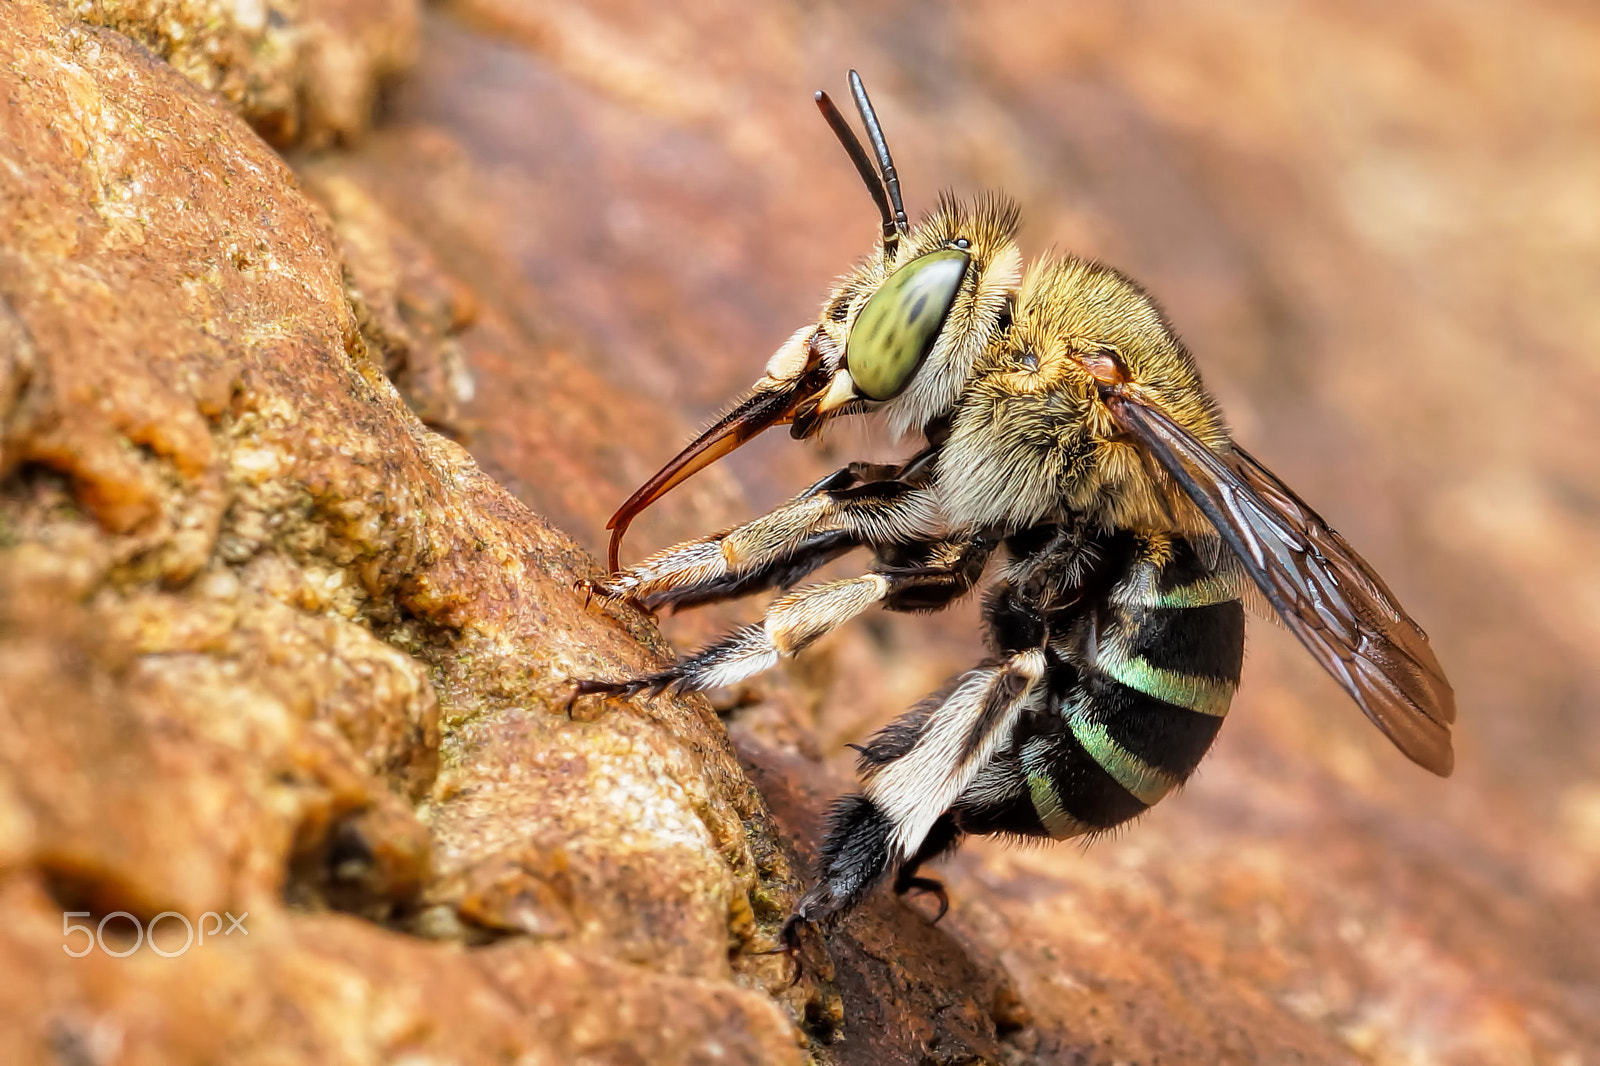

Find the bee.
[{"left": 577, "top": 73, "right": 1456, "bottom": 950}]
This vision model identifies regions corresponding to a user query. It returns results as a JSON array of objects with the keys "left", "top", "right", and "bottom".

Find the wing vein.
[{"left": 1108, "top": 395, "right": 1456, "bottom": 776}]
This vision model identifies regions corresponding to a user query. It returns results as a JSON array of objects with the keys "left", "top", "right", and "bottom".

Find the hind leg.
[
  {"left": 892, "top": 815, "right": 961, "bottom": 923},
  {"left": 777, "top": 798, "right": 959, "bottom": 947},
  {"left": 782, "top": 647, "right": 1047, "bottom": 941}
]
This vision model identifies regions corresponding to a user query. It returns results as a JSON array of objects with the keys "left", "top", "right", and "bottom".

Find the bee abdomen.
[{"left": 1027, "top": 573, "right": 1245, "bottom": 839}]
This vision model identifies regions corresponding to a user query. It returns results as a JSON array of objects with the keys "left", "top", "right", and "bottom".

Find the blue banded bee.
[{"left": 577, "top": 73, "right": 1455, "bottom": 949}]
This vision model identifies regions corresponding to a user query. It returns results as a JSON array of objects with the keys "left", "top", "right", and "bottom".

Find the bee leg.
[
  {"left": 602, "top": 467, "right": 940, "bottom": 610},
  {"left": 579, "top": 532, "right": 997, "bottom": 698},
  {"left": 785, "top": 649, "right": 1044, "bottom": 933},
  {"left": 786, "top": 792, "right": 899, "bottom": 936},
  {"left": 877, "top": 533, "right": 998, "bottom": 614},
  {"left": 578, "top": 572, "right": 895, "bottom": 697},
  {"left": 597, "top": 466, "right": 865, "bottom": 607},
  {"left": 631, "top": 530, "right": 858, "bottom": 615},
  {"left": 891, "top": 815, "right": 960, "bottom": 924}
]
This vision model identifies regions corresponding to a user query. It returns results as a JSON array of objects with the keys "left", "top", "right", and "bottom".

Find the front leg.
[
  {"left": 577, "top": 533, "right": 994, "bottom": 699},
  {"left": 598, "top": 458, "right": 941, "bottom": 612}
]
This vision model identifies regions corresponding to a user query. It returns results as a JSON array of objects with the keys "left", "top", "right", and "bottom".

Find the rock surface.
[
  {"left": 1, "top": 0, "right": 1598, "bottom": 1064},
  {"left": 0, "top": 3, "right": 806, "bottom": 1062},
  {"left": 73, "top": 0, "right": 418, "bottom": 146}
]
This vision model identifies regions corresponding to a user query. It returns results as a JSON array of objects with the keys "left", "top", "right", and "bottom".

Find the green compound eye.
[{"left": 846, "top": 247, "right": 971, "bottom": 401}]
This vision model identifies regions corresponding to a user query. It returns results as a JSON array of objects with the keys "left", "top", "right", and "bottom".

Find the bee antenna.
[
  {"left": 847, "top": 71, "right": 908, "bottom": 239},
  {"left": 814, "top": 88, "right": 899, "bottom": 260}
]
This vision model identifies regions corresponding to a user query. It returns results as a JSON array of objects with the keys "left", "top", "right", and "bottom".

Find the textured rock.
[
  {"left": 0, "top": 874, "right": 801, "bottom": 1065},
  {"left": 0, "top": 3, "right": 810, "bottom": 1062},
  {"left": 68, "top": 0, "right": 418, "bottom": 145}
]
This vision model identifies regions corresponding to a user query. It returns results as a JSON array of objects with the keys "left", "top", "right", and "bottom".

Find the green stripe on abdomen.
[
  {"left": 1099, "top": 653, "right": 1235, "bottom": 717},
  {"left": 1067, "top": 715, "right": 1180, "bottom": 805},
  {"left": 1026, "top": 771, "right": 1093, "bottom": 840}
]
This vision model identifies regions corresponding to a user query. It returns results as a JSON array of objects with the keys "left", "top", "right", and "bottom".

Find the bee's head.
[
  {"left": 604, "top": 73, "right": 1021, "bottom": 567},
  {"left": 776, "top": 194, "right": 1023, "bottom": 442},
  {"left": 939, "top": 256, "right": 1228, "bottom": 533}
]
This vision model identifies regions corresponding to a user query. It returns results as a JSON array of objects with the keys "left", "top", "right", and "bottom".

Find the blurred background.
[{"left": 296, "top": 0, "right": 1600, "bottom": 1059}]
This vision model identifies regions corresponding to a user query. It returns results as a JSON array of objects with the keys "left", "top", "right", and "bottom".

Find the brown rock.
[
  {"left": 0, "top": 3, "right": 815, "bottom": 1062},
  {"left": 68, "top": 0, "right": 419, "bottom": 146},
  {"left": 0, "top": 874, "right": 800, "bottom": 1065}
]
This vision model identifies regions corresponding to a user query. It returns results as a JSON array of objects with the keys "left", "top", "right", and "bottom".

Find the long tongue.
[{"left": 605, "top": 364, "right": 830, "bottom": 571}]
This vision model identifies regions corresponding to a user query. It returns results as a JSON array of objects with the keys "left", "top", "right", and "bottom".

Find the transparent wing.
[{"left": 1109, "top": 396, "right": 1456, "bottom": 776}]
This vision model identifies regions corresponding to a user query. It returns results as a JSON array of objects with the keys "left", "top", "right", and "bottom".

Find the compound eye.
[{"left": 846, "top": 248, "right": 970, "bottom": 401}]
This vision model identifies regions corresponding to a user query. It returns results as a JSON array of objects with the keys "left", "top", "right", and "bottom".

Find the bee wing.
[{"left": 1109, "top": 397, "right": 1456, "bottom": 776}]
